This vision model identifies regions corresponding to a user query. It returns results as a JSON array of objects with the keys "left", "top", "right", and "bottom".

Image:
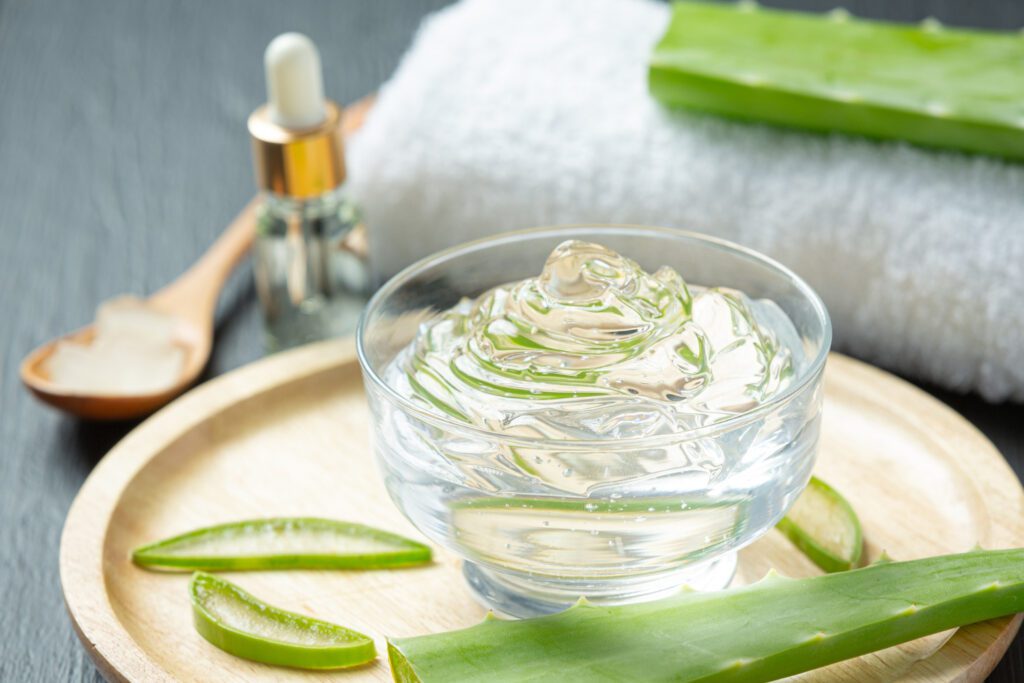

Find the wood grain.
[
  {"left": 2, "top": 1, "right": 1023, "bottom": 682},
  {"left": 59, "top": 342, "right": 1024, "bottom": 682}
]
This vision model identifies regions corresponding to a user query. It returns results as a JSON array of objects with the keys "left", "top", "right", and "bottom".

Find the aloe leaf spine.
[{"left": 388, "top": 549, "right": 1024, "bottom": 682}]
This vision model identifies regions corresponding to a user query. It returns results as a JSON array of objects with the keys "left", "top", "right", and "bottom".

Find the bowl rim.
[{"left": 356, "top": 224, "right": 832, "bottom": 448}]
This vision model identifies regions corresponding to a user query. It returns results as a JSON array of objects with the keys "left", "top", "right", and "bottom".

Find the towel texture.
[{"left": 349, "top": 0, "right": 1024, "bottom": 401}]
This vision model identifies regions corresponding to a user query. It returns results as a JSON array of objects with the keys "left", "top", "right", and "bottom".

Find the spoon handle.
[{"left": 150, "top": 198, "right": 259, "bottom": 320}]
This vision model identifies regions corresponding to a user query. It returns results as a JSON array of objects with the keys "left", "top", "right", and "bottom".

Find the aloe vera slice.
[
  {"left": 649, "top": 2, "right": 1024, "bottom": 160},
  {"left": 189, "top": 571, "right": 376, "bottom": 669},
  {"left": 388, "top": 548, "right": 1024, "bottom": 682},
  {"left": 776, "top": 476, "right": 863, "bottom": 573},
  {"left": 132, "top": 517, "right": 431, "bottom": 571}
]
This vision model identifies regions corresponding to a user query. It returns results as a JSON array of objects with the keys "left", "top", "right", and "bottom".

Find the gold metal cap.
[{"left": 248, "top": 100, "right": 346, "bottom": 199}]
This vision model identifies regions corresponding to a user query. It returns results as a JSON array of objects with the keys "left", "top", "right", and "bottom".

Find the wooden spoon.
[{"left": 20, "top": 199, "right": 258, "bottom": 420}]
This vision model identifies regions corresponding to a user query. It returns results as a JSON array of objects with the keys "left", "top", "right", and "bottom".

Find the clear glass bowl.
[{"left": 357, "top": 226, "right": 831, "bottom": 616}]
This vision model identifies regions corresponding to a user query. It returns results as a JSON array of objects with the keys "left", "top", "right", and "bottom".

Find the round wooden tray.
[{"left": 60, "top": 340, "right": 1024, "bottom": 682}]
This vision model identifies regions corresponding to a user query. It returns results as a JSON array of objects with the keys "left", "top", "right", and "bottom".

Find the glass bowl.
[{"left": 357, "top": 226, "right": 831, "bottom": 616}]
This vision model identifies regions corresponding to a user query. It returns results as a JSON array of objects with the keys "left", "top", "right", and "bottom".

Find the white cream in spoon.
[{"left": 44, "top": 296, "right": 185, "bottom": 395}]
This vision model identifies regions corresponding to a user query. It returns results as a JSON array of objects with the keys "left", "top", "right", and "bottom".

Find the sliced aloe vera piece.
[
  {"left": 189, "top": 571, "right": 376, "bottom": 670},
  {"left": 777, "top": 476, "right": 862, "bottom": 572},
  {"left": 132, "top": 517, "right": 431, "bottom": 571},
  {"left": 649, "top": 2, "right": 1024, "bottom": 160}
]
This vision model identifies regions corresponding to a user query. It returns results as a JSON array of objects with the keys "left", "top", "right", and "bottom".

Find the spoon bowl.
[{"left": 20, "top": 200, "right": 257, "bottom": 420}]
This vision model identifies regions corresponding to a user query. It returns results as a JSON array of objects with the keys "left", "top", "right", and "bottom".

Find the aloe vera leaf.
[
  {"left": 649, "top": 2, "right": 1024, "bottom": 160},
  {"left": 189, "top": 571, "right": 376, "bottom": 670},
  {"left": 388, "top": 548, "right": 1024, "bottom": 682},
  {"left": 132, "top": 517, "right": 431, "bottom": 571},
  {"left": 450, "top": 495, "right": 736, "bottom": 514},
  {"left": 776, "top": 476, "right": 863, "bottom": 573}
]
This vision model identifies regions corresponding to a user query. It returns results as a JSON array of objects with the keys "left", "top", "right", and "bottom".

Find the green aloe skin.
[
  {"left": 132, "top": 517, "right": 431, "bottom": 571},
  {"left": 388, "top": 549, "right": 1024, "bottom": 682},
  {"left": 649, "top": 1, "right": 1024, "bottom": 160},
  {"left": 776, "top": 476, "right": 863, "bottom": 573},
  {"left": 190, "top": 572, "right": 377, "bottom": 670}
]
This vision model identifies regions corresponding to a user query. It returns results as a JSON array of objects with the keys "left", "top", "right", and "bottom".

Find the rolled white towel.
[{"left": 348, "top": 0, "right": 1024, "bottom": 402}]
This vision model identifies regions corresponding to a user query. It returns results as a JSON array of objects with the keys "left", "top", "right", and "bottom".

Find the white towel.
[{"left": 348, "top": 0, "right": 1024, "bottom": 402}]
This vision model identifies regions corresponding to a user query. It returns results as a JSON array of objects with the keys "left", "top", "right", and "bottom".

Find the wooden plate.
[{"left": 60, "top": 340, "right": 1024, "bottom": 682}]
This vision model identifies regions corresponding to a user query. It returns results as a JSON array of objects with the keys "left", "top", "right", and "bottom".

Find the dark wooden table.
[{"left": 1, "top": 0, "right": 1021, "bottom": 680}]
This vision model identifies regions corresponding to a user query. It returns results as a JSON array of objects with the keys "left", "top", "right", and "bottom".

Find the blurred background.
[{"left": 0, "top": 0, "right": 1021, "bottom": 680}]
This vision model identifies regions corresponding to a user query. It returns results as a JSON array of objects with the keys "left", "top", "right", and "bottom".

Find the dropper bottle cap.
[{"left": 248, "top": 33, "right": 346, "bottom": 199}]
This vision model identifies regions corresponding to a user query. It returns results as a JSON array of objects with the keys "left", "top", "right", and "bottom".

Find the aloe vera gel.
[
  {"left": 359, "top": 229, "right": 830, "bottom": 616},
  {"left": 393, "top": 241, "right": 798, "bottom": 429}
]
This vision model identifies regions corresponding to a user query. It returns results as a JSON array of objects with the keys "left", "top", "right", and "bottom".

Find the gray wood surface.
[{"left": 0, "top": 1, "right": 1021, "bottom": 681}]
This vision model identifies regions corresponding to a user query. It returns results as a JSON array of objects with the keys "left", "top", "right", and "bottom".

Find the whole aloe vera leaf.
[
  {"left": 189, "top": 572, "right": 376, "bottom": 670},
  {"left": 776, "top": 476, "right": 863, "bottom": 573},
  {"left": 132, "top": 517, "right": 431, "bottom": 571},
  {"left": 649, "top": 2, "right": 1024, "bottom": 160},
  {"left": 388, "top": 549, "right": 1024, "bottom": 682}
]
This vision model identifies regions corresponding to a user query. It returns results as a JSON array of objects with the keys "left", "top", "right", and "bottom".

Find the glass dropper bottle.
[{"left": 248, "top": 33, "right": 368, "bottom": 351}]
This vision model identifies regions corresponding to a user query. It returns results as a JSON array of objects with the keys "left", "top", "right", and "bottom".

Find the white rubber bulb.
[{"left": 264, "top": 33, "right": 327, "bottom": 129}]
